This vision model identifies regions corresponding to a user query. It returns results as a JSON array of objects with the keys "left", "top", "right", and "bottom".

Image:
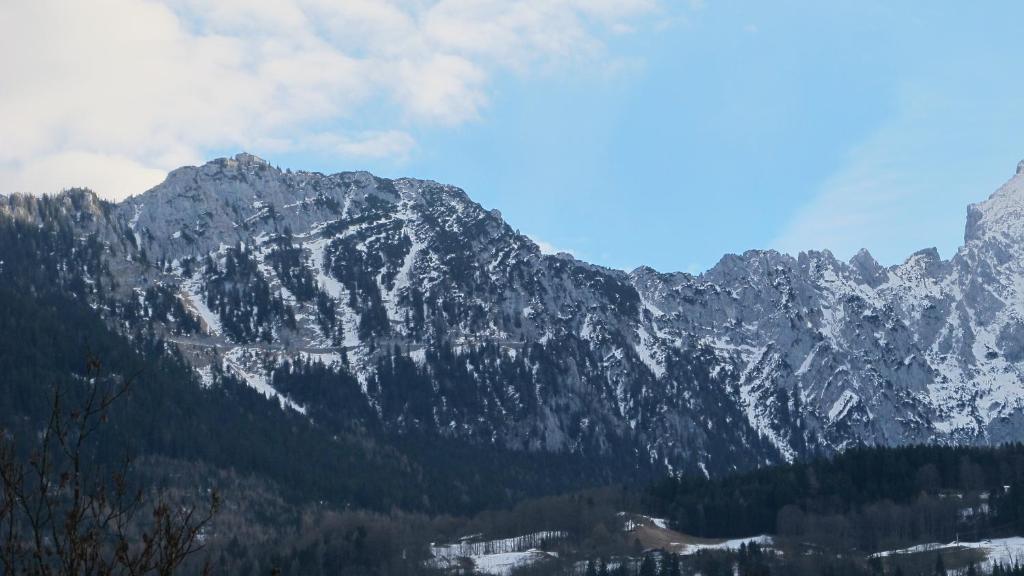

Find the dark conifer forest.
[{"left": 7, "top": 195, "right": 1024, "bottom": 574}]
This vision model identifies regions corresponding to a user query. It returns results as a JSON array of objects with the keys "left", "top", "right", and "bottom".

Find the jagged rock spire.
[{"left": 964, "top": 159, "right": 1024, "bottom": 245}]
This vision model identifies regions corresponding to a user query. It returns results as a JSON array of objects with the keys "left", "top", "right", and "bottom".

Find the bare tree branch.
[{"left": 0, "top": 356, "right": 218, "bottom": 575}]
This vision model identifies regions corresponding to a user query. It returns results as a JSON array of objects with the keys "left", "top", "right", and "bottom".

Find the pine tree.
[
  {"left": 661, "top": 552, "right": 681, "bottom": 576},
  {"left": 639, "top": 554, "right": 656, "bottom": 576}
]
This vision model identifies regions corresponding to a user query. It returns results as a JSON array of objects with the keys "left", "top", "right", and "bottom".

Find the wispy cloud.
[
  {"left": 532, "top": 236, "right": 575, "bottom": 256},
  {"left": 0, "top": 0, "right": 659, "bottom": 199},
  {"left": 771, "top": 68, "right": 1024, "bottom": 265},
  {"left": 771, "top": 151, "right": 916, "bottom": 263}
]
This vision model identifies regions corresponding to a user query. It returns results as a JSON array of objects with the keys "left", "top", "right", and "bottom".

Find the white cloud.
[
  {"left": 0, "top": 152, "right": 173, "bottom": 200},
  {"left": 304, "top": 131, "right": 418, "bottom": 160},
  {"left": 532, "top": 237, "right": 575, "bottom": 256},
  {"left": 770, "top": 70, "right": 1024, "bottom": 265},
  {"left": 684, "top": 262, "right": 706, "bottom": 276},
  {"left": 0, "top": 0, "right": 658, "bottom": 200},
  {"left": 395, "top": 54, "right": 489, "bottom": 124},
  {"left": 771, "top": 152, "right": 918, "bottom": 263}
]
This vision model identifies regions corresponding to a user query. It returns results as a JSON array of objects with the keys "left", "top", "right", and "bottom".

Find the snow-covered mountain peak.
[
  {"left": 900, "top": 247, "right": 945, "bottom": 277},
  {"left": 848, "top": 248, "right": 887, "bottom": 286},
  {"left": 15, "top": 153, "right": 1024, "bottom": 477},
  {"left": 232, "top": 151, "right": 269, "bottom": 166},
  {"left": 965, "top": 163, "right": 1024, "bottom": 246},
  {"left": 1, "top": 188, "right": 113, "bottom": 237},
  {"left": 850, "top": 247, "right": 876, "bottom": 266}
]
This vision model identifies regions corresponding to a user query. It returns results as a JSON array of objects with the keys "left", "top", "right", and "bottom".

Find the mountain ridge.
[{"left": 5, "top": 152, "right": 1024, "bottom": 479}]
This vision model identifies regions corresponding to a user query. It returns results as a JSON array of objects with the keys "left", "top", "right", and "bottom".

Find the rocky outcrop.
[{"left": 8, "top": 153, "right": 1024, "bottom": 477}]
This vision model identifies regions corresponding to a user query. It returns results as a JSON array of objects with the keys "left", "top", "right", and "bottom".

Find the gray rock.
[{"left": 8, "top": 154, "right": 1024, "bottom": 476}]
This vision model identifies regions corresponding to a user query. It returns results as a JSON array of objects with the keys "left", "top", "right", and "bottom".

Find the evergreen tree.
[
  {"left": 660, "top": 552, "right": 681, "bottom": 576},
  {"left": 639, "top": 554, "right": 656, "bottom": 576}
]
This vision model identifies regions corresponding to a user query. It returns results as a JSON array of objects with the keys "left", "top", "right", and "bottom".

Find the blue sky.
[
  {"left": 4, "top": 1, "right": 1024, "bottom": 274},
  {"left": 248, "top": 2, "right": 1024, "bottom": 273}
]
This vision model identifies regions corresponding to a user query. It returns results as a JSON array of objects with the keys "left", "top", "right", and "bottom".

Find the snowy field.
[
  {"left": 428, "top": 532, "right": 565, "bottom": 575},
  {"left": 676, "top": 535, "right": 773, "bottom": 555},
  {"left": 872, "top": 537, "right": 1024, "bottom": 571}
]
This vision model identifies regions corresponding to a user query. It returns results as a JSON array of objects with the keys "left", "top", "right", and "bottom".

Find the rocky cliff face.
[
  {"left": 7, "top": 153, "right": 1024, "bottom": 477},
  {"left": 633, "top": 163, "right": 1024, "bottom": 460}
]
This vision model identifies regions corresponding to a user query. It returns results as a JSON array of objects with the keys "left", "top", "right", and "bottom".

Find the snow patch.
[
  {"left": 828, "top": 390, "right": 860, "bottom": 423},
  {"left": 677, "top": 535, "right": 773, "bottom": 555},
  {"left": 223, "top": 348, "right": 306, "bottom": 415},
  {"left": 634, "top": 325, "right": 666, "bottom": 379},
  {"left": 872, "top": 536, "right": 1024, "bottom": 571},
  {"left": 181, "top": 276, "right": 222, "bottom": 336},
  {"left": 429, "top": 532, "right": 564, "bottom": 576}
]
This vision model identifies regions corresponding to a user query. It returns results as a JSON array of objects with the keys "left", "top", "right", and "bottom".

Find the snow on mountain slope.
[{"left": 7, "top": 153, "right": 1024, "bottom": 476}]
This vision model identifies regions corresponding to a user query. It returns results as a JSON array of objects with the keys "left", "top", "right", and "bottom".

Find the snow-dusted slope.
[
  {"left": 631, "top": 162, "right": 1024, "bottom": 458},
  {"left": 8, "top": 153, "right": 1024, "bottom": 476},
  {"left": 873, "top": 536, "right": 1024, "bottom": 571}
]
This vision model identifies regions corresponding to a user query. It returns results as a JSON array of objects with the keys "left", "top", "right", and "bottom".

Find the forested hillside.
[
  {"left": 7, "top": 156, "right": 1024, "bottom": 575},
  {"left": 16, "top": 154, "right": 1024, "bottom": 484},
  {"left": 0, "top": 201, "right": 641, "bottom": 573}
]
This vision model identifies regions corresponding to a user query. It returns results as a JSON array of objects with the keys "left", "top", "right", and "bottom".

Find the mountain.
[{"left": 4, "top": 153, "right": 1024, "bottom": 483}]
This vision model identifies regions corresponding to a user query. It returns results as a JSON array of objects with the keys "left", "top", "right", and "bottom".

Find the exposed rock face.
[
  {"left": 7, "top": 153, "right": 1024, "bottom": 477},
  {"left": 634, "top": 163, "right": 1024, "bottom": 458}
]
